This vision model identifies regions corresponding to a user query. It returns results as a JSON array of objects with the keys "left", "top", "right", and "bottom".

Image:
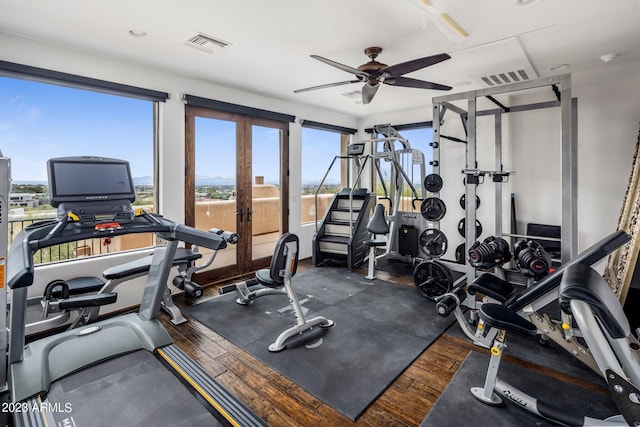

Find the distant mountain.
[
  {"left": 12, "top": 180, "right": 48, "bottom": 186},
  {"left": 195, "top": 176, "right": 235, "bottom": 186},
  {"left": 133, "top": 176, "right": 153, "bottom": 185},
  {"left": 12, "top": 176, "right": 237, "bottom": 187}
]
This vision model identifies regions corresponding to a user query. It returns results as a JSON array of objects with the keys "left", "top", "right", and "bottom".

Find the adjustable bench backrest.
[{"left": 559, "top": 263, "right": 629, "bottom": 339}]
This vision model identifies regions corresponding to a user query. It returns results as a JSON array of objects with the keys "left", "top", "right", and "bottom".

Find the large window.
[
  {"left": 300, "top": 127, "right": 347, "bottom": 224},
  {"left": 0, "top": 76, "right": 157, "bottom": 263}
]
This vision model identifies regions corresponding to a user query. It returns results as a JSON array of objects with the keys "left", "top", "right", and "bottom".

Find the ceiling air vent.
[
  {"left": 480, "top": 69, "right": 531, "bottom": 87},
  {"left": 184, "top": 33, "right": 230, "bottom": 53},
  {"left": 457, "top": 37, "right": 538, "bottom": 88}
]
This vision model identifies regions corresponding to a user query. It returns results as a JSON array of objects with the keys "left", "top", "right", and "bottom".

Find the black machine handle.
[
  {"left": 412, "top": 197, "right": 424, "bottom": 210},
  {"left": 209, "top": 228, "right": 240, "bottom": 244},
  {"left": 379, "top": 196, "right": 392, "bottom": 211},
  {"left": 172, "top": 224, "right": 228, "bottom": 251}
]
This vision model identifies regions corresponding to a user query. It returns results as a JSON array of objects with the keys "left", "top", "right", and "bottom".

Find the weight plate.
[
  {"left": 413, "top": 260, "right": 454, "bottom": 300},
  {"left": 419, "top": 228, "right": 448, "bottom": 257},
  {"left": 459, "top": 194, "right": 481, "bottom": 210},
  {"left": 457, "top": 218, "right": 483, "bottom": 238},
  {"left": 424, "top": 173, "right": 443, "bottom": 192},
  {"left": 420, "top": 197, "right": 447, "bottom": 221},
  {"left": 454, "top": 243, "right": 466, "bottom": 264}
]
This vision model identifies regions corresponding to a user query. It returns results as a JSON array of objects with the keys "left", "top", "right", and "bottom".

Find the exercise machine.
[
  {"left": 29, "top": 246, "right": 202, "bottom": 333},
  {"left": 471, "top": 263, "right": 640, "bottom": 425},
  {"left": 3, "top": 156, "right": 266, "bottom": 426},
  {"left": 370, "top": 124, "right": 427, "bottom": 264},
  {"left": 233, "top": 233, "right": 334, "bottom": 352},
  {"left": 312, "top": 142, "right": 376, "bottom": 270},
  {"left": 414, "top": 74, "right": 577, "bottom": 302},
  {"left": 0, "top": 151, "right": 10, "bottom": 392},
  {"left": 436, "top": 230, "right": 630, "bottom": 374},
  {"left": 69, "top": 227, "right": 238, "bottom": 328}
]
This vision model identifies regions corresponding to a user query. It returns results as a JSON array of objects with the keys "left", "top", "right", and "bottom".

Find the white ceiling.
[{"left": 1, "top": 0, "right": 639, "bottom": 117}]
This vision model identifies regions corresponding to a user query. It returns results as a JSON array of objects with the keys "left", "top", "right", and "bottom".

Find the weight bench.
[
  {"left": 436, "top": 230, "right": 631, "bottom": 372},
  {"left": 471, "top": 263, "right": 640, "bottom": 425}
]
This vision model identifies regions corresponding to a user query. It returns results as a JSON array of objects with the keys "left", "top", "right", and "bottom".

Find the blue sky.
[
  {"left": 0, "top": 76, "right": 152, "bottom": 182},
  {"left": 195, "top": 117, "right": 287, "bottom": 184}
]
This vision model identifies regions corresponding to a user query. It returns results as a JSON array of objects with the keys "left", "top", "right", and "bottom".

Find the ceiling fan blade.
[
  {"left": 294, "top": 80, "right": 360, "bottom": 93},
  {"left": 385, "top": 76, "right": 452, "bottom": 91},
  {"left": 310, "top": 55, "right": 370, "bottom": 77},
  {"left": 362, "top": 83, "right": 380, "bottom": 104},
  {"left": 381, "top": 53, "right": 451, "bottom": 77}
]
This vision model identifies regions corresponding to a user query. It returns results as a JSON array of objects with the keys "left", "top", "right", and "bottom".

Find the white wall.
[{"left": 509, "top": 74, "right": 640, "bottom": 255}]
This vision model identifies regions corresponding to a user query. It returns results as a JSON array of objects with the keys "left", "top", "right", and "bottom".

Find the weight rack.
[{"left": 431, "top": 73, "right": 577, "bottom": 287}]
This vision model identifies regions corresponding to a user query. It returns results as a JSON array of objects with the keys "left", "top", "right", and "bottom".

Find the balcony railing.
[{"left": 7, "top": 215, "right": 124, "bottom": 265}]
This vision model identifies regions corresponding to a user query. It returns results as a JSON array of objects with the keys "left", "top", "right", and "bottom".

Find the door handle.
[
  {"left": 235, "top": 209, "right": 244, "bottom": 223},
  {"left": 246, "top": 208, "right": 253, "bottom": 222}
]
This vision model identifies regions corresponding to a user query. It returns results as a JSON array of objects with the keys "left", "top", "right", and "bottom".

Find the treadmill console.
[
  {"left": 47, "top": 156, "right": 136, "bottom": 226},
  {"left": 347, "top": 143, "right": 366, "bottom": 156}
]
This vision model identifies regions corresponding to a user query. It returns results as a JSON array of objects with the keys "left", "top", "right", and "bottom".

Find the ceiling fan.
[{"left": 294, "top": 47, "right": 452, "bottom": 104}]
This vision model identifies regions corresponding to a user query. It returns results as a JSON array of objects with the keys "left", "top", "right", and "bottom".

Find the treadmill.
[{"left": 4, "top": 156, "right": 266, "bottom": 427}]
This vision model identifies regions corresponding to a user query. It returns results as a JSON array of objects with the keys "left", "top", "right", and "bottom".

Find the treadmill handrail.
[{"left": 507, "top": 230, "right": 630, "bottom": 312}]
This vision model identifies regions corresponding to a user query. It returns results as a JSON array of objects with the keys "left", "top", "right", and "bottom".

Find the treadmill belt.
[{"left": 46, "top": 349, "right": 223, "bottom": 427}]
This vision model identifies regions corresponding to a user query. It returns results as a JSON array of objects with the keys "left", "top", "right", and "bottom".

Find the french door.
[{"left": 185, "top": 105, "right": 289, "bottom": 283}]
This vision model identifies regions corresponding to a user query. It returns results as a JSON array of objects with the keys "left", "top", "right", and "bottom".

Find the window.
[
  {"left": 0, "top": 76, "right": 157, "bottom": 263},
  {"left": 300, "top": 127, "right": 348, "bottom": 224}
]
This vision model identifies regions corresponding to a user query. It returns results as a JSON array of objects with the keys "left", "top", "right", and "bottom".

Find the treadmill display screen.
[{"left": 48, "top": 157, "right": 136, "bottom": 207}]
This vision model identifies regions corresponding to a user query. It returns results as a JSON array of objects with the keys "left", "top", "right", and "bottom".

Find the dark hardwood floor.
[{"left": 159, "top": 259, "right": 610, "bottom": 427}]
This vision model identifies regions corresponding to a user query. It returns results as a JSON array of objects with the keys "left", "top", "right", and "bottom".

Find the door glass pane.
[
  {"left": 194, "top": 117, "right": 237, "bottom": 270},
  {"left": 251, "top": 125, "right": 281, "bottom": 261}
]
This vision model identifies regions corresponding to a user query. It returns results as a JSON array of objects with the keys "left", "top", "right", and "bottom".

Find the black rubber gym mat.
[
  {"left": 184, "top": 266, "right": 455, "bottom": 421},
  {"left": 421, "top": 350, "right": 619, "bottom": 427},
  {"left": 45, "top": 350, "right": 223, "bottom": 427},
  {"left": 375, "top": 256, "right": 417, "bottom": 276}
]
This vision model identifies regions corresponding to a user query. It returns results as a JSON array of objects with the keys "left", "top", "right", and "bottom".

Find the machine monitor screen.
[{"left": 47, "top": 157, "right": 136, "bottom": 207}]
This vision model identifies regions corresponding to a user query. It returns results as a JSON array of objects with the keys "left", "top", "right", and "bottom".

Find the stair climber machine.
[
  {"left": 312, "top": 142, "right": 376, "bottom": 270},
  {"left": 0, "top": 156, "right": 266, "bottom": 427}
]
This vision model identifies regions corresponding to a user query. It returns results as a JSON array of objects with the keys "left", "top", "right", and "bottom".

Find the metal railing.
[{"left": 8, "top": 216, "right": 123, "bottom": 265}]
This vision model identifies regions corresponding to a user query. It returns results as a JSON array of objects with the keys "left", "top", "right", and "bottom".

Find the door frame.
[{"left": 185, "top": 105, "right": 289, "bottom": 283}]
